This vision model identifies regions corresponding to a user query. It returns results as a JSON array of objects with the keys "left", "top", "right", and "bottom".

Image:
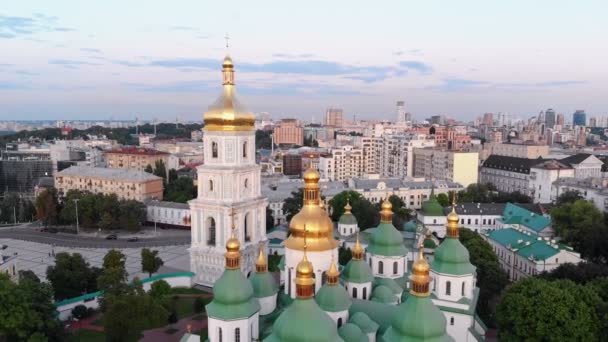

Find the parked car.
[
  {"left": 127, "top": 237, "right": 139, "bottom": 242},
  {"left": 105, "top": 234, "right": 117, "bottom": 240}
]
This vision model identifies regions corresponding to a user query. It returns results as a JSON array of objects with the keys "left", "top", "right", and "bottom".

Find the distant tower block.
[{"left": 396, "top": 101, "right": 406, "bottom": 123}]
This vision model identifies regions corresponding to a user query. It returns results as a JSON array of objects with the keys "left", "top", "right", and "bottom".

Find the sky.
[{"left": 1, "top": 0, "right": 607, "bottom": 122}]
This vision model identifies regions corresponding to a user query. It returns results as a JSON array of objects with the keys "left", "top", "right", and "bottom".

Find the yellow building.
[
  {"left": 104, "top": 147, "right": 169, "bottom": 171},
  {"left": 413, "top": 148, "right": 479, "bottom": 187}
]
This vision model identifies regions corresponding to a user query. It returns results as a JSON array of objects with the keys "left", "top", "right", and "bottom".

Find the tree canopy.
[
  {"left": 141, "top": 248, "right": 164, "bottom": 277},
  {"left": 46, "top": 252, "right": 101, "bottom": 300},
  {"left": 457, "top": 183, "right": 532, "bottom": 204},
  {"left": 163, "top": 176, "right": 197, "bottom": 203},
  {"left": 329, "top": 190, "right": 380, "bottom": 230},
  {"left": 556, "top": 189, "right": 584, "bottom": 206},
  {"left": 35, "top": 188, "right": 59, "bottom": 227}
]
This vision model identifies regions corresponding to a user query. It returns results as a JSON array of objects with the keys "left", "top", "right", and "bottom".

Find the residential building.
[
  {"left": 412, "top": 126, "right": 472, "bottom": 150},
  {"left": 273, "top": 119, "right": 304, "bottom": 145},
  {"left": 482, "top": 113, "right": 493, "bottom": 126},
  {"left": 55, "top": 166, "right": 163, "bottom": 201},
  {"left": 480, "top": 155, "right": 546, "bottom": 195},
  {"left": 282, "top": 153, "right": 302, "bottom": 176},
  {"left": 484, "top": 228, "right": 580, "bottom": 281},
  {"left": 395, "top": 101, "right": 406, "bottom": 123},
  {"left": 552, "top": 177, "right": 608, "bottom": 211},
  {"left": 483, "top": 142, "right": 549, "bottom": 159},
  {"left": 445, "top": 203, "right": 506, "bottom": 233},
  {"left": 145, "top": 200, "right": 191, "bottom": 229},
  {"left": 382, "top": 134, "right": 435, "bottom": 178},
  {"left": 529, "top": 160, "right": 574, "bottom": 203},
  {"left": 361, "top": 136, "right": 382, "bottom": 175},
  {"left": 545, "top": 108, "right": 556, "bottom": 129},
  {"left": 559, "top": 153, "right": 603, "bottom": 179},
  {"left": 104, "top": 147, "right": 169, "bottom": 171},
  {"left": 413, "top": 148, "right": 479, "bottom": 187},
  {"left": 325, "top": 107, "right": 344, "bottom": 127},
  {"left": 319, "top": 146, "right": 364, "bottom": 181}
]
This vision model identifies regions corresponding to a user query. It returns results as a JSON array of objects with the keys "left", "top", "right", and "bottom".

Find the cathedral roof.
[
  {"left": 206, "top": 269, "right": 260, "bottom": 320},
  {"left": 349, "top": 312, "right": 379, "bottom": 334},
  {"left": 382, "top": 296, "right": 452, "bottom": 342},
  {"left": 367, "top": 222, "right": 407, "bottom": 257},
  {"left": 315, "top": 284, "right": 352, "bottom": 312},
  {"left": 250, "top": 272, "right": 278, "bottom": 299},
  {"left": 371, "top": 285, "right": 397, "bottom": 304},
  {"left": 342, "top": 259, "right": 373, "bottom": 284},
  {"left": 421, "top": 188, "right": 445, "bottom": 217},
  {"left": 265, "top": 299, "right": 344, "bottom": 342},
  {"left": 338, "top": 323, "right": 368, "bottom": 342}
]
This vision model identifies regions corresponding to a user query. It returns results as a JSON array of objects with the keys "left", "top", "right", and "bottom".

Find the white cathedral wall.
[
  {"left": 419, "top": 214, "right": 447, "bottom": 237},
  {"left": 207, "top": 313, "right": 259, "bottom": 342},
  {"left": 368, "top": 254, "right": 407, "bottom": 279},
  {"left": 257, "top": 294, "right": 277, "bottom": 316},
  {"left": 344, "top": 281, "right": 372, "bottom": 300},
  {"left": 284, "top": 247, "right": 338, "bottom": 298},
  {"left": 431, "top": 271, "right": 475, "bottom": 302},
  {"left": 326, "top": 310, "right": 349, "bottom": 328},
  {"left": 441, "top": 311, "right": 475, "bottom": 342},
  {"left": 338, "top": 223, "right": 358, "bottom": 237}
]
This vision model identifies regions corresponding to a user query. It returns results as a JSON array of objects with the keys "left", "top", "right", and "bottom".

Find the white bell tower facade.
[{"left": 189, "top": 55, "right": 268, "bottom": 287}]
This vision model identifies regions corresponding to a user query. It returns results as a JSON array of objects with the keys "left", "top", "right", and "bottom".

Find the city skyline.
[{"left": 1, "top": 0, "right": 607, "bottom": 121}]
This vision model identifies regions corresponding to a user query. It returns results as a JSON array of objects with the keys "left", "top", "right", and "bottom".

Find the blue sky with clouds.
[{"left": 0, "top": 0, "right": 606, "bottom": 121}]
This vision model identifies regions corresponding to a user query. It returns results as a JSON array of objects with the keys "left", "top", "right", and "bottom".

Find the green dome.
[
  {"left": 338, "top": 323, "right": 368, "bottom": 342},
  {"left": 368, "top": 222, "right": 407, "bottom": 256},
  {"left": 315, "top": 284, "right": 352, "bottom": 312},
  {"left": 382, "top": 295, "right": 451, "bottom": 342},
  {"left": 206, "top": 269, "right": 260, "bottom": 320},
  {"left": 422, "top": 190, "right": 444, "bottom": 217},
  {"left": 374, "top": 277, "right": 403, "bottom": 295},
  {"left": 250, "top": 271, "right": 278, "bottom": 298},
  {"left": 349, "top": 312, "right": 379, "bottom": 334},
  {"left": 342, "top": 259, "right": 373, "bottom": 284},
  {"left": 423, "top": 238, "right": 437, "bottom": 249},
  {"left": 264, "top": 299, "right": 344, "bottom": 342},
  {"left": 339, "top": 212, "right": 358, "bottom": 225},
  {"left": 404, "top": 220, "right": 418, "bottom": 232},
  {"left": 431, "top": 238, "right": 476, "bottom": 275},
  {"left": 371, "top": 285, "right": 397, "bottom": 304}
]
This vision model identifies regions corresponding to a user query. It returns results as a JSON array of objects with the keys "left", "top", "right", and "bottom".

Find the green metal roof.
[
  {"left": 349, "top": 299, "right": 397, "bottom": 335},
  {"left": 403, "top": 220, "right": 418, "bottom": 232},
  {"left": 338, "top": 323, "right": 368, "bottom": 342},
  {"left": 315, "top": 284, "right": 352, "bottom": 312},
  {"left": 382, "top": 295, "right": 452, "bottom": 342},
  {"left": 423, "top": 238, "right": 437, "bottom": 249},
  {"left": 373, "top": 277, "right": 404, "bottom": 294},
  {"left": 421, "top": 189, "right": 445, "bottom": 217},
  {"left": 371, "top": 285, "right": 397, "bottom": 304},
  {"left": 349, "top": 312, "right": 379, "bottom": 333},
  {"left": 368, "top": 222, "right": 408, "bottom": 257},
  {"left": 431, "top": 238, "right": 476, "bottom": 275},
  {"left": 250, "top": 271, "right": 279, "bottom": 298},
  {"left": 264, "top": 298, "right": 344, "bottom": 342},
  {"left": 501, "top": 202, "right": 551, "bottom": 233},
  {"left": 342, "top": 259, "right": 373, "bottom": 284},
  {"left": 339, "top": 212, "right": 358, "bottom": 225},
  {"left": 206, "top": 269, "right": 260, "bottom": 320},
  {"left": 487, "top": 228, "right": 566, "bottom": 261}
]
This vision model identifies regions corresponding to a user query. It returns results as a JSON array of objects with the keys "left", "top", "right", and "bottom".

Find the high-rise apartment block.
[
  {"left": 545, "top": 108, "right": 556, "bottom": 129},
  {"left": 272, "top": 119, "right": 304, "bottom": 145},
  {"left": 319, "top": 146, "right": 364, "bottom": 181},
  {"left": 413, "top": 148, "right": 479, "bottom": 186},
  {"left": 325, "top": 107, "right": 344, "bottom": 127},
  {"left": 573, "top": 110, "right": 586, "bottom": 126}
]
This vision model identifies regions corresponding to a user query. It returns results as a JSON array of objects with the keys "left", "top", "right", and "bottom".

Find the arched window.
[
  {"left": 338, "top": 318, "right": 343, "bottom": 328},
  {"left": 235, "top": 328, "right": 240, "bottom": 342},
  {"left": 244, "top": 213, "right": 251, "bottom": 242},
  {"left": 450, "top": 317, "right": 454, "bottom": 326},
  {"left": 378, "top": 261, "right": 384, "bottom": 274},
  {"left": 243, "top": 141, "right": 248, "bottom": 158},
  {"left": 207, "top": 217, "right": 216, "bottom": 246},
  {"left": 209, "top": 179, "right": 213, "bottom": 191},
  {"left": 219, "top": 328, "right": 223, "bottom": 342},
  {"left": 446, "top": 281, "right": 451, "bottom": 295},
  {"left": 212, "top": 142, "right": 218, "bottom": 158},
  {"left": 244, "top": 178, "right": 248, "bottom": 189},
  {"left": 363, "top": 287, "right": 367, "bottom": 300},
  {"left": 353, "top": 287, "right": 358, "bottom": 299},
  {"left": 393, "top": 261, "right": 398, "bottom": 274},
  {"left": 461, "top": 282, "right": 465, "bottom": 296}
]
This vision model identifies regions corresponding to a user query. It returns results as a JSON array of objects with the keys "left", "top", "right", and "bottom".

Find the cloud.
[
  {"left": 81, "top": 48, "right": 102, "bottom": 54},
  {"left": 272, "top": 53, "right": 316, "bottom": 59},
  {"left": 0, "top": 82, "right": 30, "bottom": 90},
  {"left": 48, "top": 59, "right": 100, "bottom": 69},
  {"left": 15, "top": 70, "right": 38, "bottom": 76},
  {"left": 399, "top": 61, "right": 432, "bottom": 74},
  {"left": 170, "top": 26, "right": 198, "bottom": 31},
  {"left": 433, "top": 78, "right": 586, "bottom": 92},
  {"left": 0, "top": 14, "right": 75, "bottom": 39}
]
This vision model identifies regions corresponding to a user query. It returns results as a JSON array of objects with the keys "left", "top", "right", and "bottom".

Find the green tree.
[
  {"left": 164, "top": 176, "right": 197, "bottom": 203},
  {"left": 118, "top": 200, "right": 146, "bottom": 231},
  {"left": 539, "top": 262, "right": 608, "bottom": 284},
  {"left": 153, "top": 160, "right": 167, "bottom": 180},
  {"left": 436, "top": 193, "right": 449, "bottom": 207},
  {"left": 387, "top": 194, "right": 412, "bottom": 229},
  {"left": 255, "top": 130, "right": 272, "bottom": 149},
  {"left": 556, "top": 189, "right": 584, "bottom": 206},
  {"left": 46, "top": 252, "right": 100, "bottom": 300},
  {"left": 104, "top": 290, "right": 168, "bottom": 342},
  {"left": 141, "top": 248, "right": 164, "bottom": 278},
  {"left": 283, "top": 188, "right": 304, "bottom": 222},
  {"left": 328, "top": 190, "right": 379, "bottom": 230},
  {"left": 35, "top": 188, "right": 59, "bottom": 227},
  {"left": 168, "top": 168, "right": 178, "bottom": 183},
  {"left": 497, "top": 278, "right": 600, "bottom": 341},
  {"left": 149, "top": 280, "right": 171, "bottom": 300},
  {"left": 99, "top": 212, "right": 115, "bottom": 231},
  {"left": 144, "top": 164, "right": 153, "bottom": 174},
  {"left": 193, "top": 297, "right": 206, "bottom": 313},
  {"left": 338, "top": 247, "right": 353, "bottom": 265},
  {"left": 266, "top": 207, "right": 275, "bottom": 231},
  {"left": 103, "top": 249, "right": 127, "bottom": 270},
  {"left": 551, "top": 199, "right": 608, "bottom": 262},
  {"left": 459, "top": 228, "right": 509, "bottom": 327},
  {"left": 0, "top": 273, "right": 63, "bottom": 341}
]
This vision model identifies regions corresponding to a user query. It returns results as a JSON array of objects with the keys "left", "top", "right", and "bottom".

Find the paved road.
[{"left": 0, "top": 226, "right": 190, "bottom": 248}]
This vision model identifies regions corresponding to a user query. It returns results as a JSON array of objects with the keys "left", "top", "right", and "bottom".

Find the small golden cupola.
[
  {"left": 203, "top": 55, "right": 255, "bottom": 131},
  {"left": 255, "top": 245, "right": 268, "bottom": 273},
  {"left": 410, "top": 245, "right": 431, "bottom": 296},
  {"left": 225, "top": 225, "right": 241, "bottom": 270},
  {"left": 285, "top": 168, "right": 338, "bottom": 251},
  {"left": 344, "top": 199, "right": 352, "bottom": 213},
  {"left": 326, "top": 256, "right": 340, "bottom": 285},
  {"left": 352, "top": 233, "right": 364, "bottom": 260},
  {"left": 380, "top": 198, "right": 394, "bottom": 223},
  {"left": 446, "top": 200, "right": 460, "bottom": 238},
  {"left": 295, "top": 238, "right": 315, "bottom": 299}
]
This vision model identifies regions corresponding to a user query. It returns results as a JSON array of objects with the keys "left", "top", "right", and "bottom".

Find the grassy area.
[
  {"left": 172, "top": 296, "right": 211, "bottom": 319},
  {"left": 197, "top": 327, "right": 208, "bottom": 340},
  {"left": 67, "top": 329, "right": 106, "bottom": 342}
]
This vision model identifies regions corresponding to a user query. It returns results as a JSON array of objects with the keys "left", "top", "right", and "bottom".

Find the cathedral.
[{"left": 192, "top": 54, "right": 486, "bottom": 341}]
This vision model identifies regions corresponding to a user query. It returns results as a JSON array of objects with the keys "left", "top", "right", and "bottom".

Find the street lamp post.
[
  {"left": 13, "top": 206, "right": 16, "bottom": 225},
  {"left": 74, "top": 199, "right": 80, "bottom": 235},
  {"left": 154, "top": 217, "right": 157, "bottom": 237}
]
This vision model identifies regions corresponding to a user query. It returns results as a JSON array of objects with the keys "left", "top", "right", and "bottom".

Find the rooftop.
[
  {"left": 145, "top": 200, "right": 189, "bottom": 209},
  {"left": 482, "top": 155, "right": 547, "bottom": 174},
  {"left": 486, "top": 228, "right": 574, "bottom": 261},
  {"left": 444, "top": 202, "right": 506, "bottom": 216},
  {"left": 104, "top": 147, "right": 169, "bottom": 156},
  {"left": 56, "top": 166, "right": 162, "bottom": 182},
  {"left": 500, "top": 203, "right": 551, "bottom": 233},
  {"left": 350, "top": 178, "right": 462, "bottom": 191}
]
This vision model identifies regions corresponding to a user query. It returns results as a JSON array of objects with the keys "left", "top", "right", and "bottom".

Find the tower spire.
[
  {"left": 224, "top": 217, "right": 241, "bottom": 270},
  {"left": 326, "top": 255, "right": 340, "bottom": 285},
  {"left": 410, "top": 244, "right": 431, "bottom": 297},
  {"left": 352, "top": 233, "right": 364, "bottom": 260},
  {"left": 446, "top": 195, "right": 460, "bottom": 238},
  {"left": 295, "top": 227, "right": 315, "bottom": 298}
]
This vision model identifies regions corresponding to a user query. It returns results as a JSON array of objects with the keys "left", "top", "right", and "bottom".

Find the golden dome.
[
  {"left": 226, "top": 235, "right": 240, "bottom": 253},
  {"left": 224, "top": 228, "right": 241, "bottom": 269},
  {"left": 255, "top": 245, "right": 267, "bottom": 272},
  {"left": 344, "top": 200, "right": 352, "bottom": 212},
  {"left": 352, "top": 233, "right": 364, "bottom": 260},
  {"left": 326, "top": 256, "right": 340, "bottom": 285},
  {"left": 295, "top": 253, "right": 315, "bottom": 286},
  {"left": 381, "top": 198, "right": 392, "bottom": 211},
  {"left": 380, "top": 198, "right": 394, "bottom": 223},
  {"left": 285, "top": 169, "right": 338, "bottom": 252},
  {"left": 447, "top": 207, "right": 459, "bottom": 223},
  {"left": 409, "top": 245, "right": 431, "bottom": 297},
  {"left": 446, "top": 203, "right": 460, "bottom": 238},
  {"left": 203, "top": 54, "right": 255, "bottom": 132},
  {"left": 303, "top": 168, "right": 321, "bottom": 183}
]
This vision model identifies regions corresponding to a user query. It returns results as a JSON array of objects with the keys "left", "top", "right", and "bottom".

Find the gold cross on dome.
[{"left": 225, "top": 33, "right": 230, "bottom": 49}]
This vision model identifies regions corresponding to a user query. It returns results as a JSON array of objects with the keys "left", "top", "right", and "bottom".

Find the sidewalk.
[{"left": 141, "top": 313, "right": 208, "bottom": 342}]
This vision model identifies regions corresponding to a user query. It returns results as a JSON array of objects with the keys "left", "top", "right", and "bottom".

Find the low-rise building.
[
  {"left": 484, "top": 142, "right": 549, "bottom": 159},
  {"left": 529, "top": 160, "right": 574, "bottom": 203},
  {"left": 145, "top": 200, "right": 191, "bottom": 229},
  {"left": 559, "top": 153, "right": 603, "bottom": 179},
  {"left": 104, "top": 147, "right": 169, "bottom": 172},
  {"left": 480, "top": 155, "right": 546, "bottom": 195},
  {"left": 497, "top": 203, "right": 553, "bottom": 237},
  {"left": 552, "top": 177, "right": 608, "bottom": 211},
  {"left": 484, "top": 228, "right": 580, "bottom": 281},
  {"left": 55, "top": 166, "right": 163, "bottom": 202},
  {"left": 445, "top": 203, "right": 506, "bottom": 233}
]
